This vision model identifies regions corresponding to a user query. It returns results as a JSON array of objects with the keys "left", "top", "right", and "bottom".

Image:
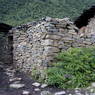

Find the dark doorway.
[
  {"left": 0, "top": 23, "right": 13, "bottom": 64},
  {"left": 74, "top": 6, "right": 95, "bottom": 29}
]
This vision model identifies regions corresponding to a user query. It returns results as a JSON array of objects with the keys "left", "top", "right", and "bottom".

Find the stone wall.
[{"left": 11, "top": 17, "right": 95, "bottom": 75}]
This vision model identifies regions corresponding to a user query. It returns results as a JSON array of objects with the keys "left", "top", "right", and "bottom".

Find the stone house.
[{"left": 1, "top": 6, "right": 95, "bottom": 77}]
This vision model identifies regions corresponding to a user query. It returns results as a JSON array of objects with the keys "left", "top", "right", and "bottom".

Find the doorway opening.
[
  {"left": 74, "top": 6, "right": 95, "bottom": 29},
  {"left": 0, "top": 23, "right": 13, "bottom": 64}
]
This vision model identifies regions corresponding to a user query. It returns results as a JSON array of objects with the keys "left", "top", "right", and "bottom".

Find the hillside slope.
[{"left": 0, "top": 0, "right": 95, "bottom": 26}]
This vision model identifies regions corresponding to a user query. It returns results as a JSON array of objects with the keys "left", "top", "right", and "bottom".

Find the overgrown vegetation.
[
  {"left": 0, "top": 0, "right": 95, "bottom": 26},
  {"left": 46, "top": 47, "right": 95, "bottom": 88}
]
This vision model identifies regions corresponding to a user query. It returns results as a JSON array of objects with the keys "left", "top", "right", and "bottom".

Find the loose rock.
[
  {"left": 41, "top": 91, "right": 52, "bottom": 95},
  {"left": 34, "top": 88, "right": 40, "bottom": 91},
  {"left": 22, "top": 90, "right": 30, "bottom": 95},
  {"left": 41, "top": 84, "right": 48, "bottom": 88},
  {"left": 9, "top": 83, "right": 25, "bottom": 89},
  {"left": 32, "top": 82, "right": 40, "bottom": 87},
  {"left": 55, "top": 91, "right": 66, "bottom": 95},
  {"left": 9, "top": 77, "right": 22, "bottom": 82}
]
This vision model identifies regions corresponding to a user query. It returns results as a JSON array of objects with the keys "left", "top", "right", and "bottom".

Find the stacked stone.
[{"left": 12, "top": 17, "right": 95, "bottom": 75}]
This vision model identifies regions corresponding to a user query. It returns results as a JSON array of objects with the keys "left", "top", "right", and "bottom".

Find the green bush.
[{"left": 46, "top": 47, "right": 95, "bottom": 88}]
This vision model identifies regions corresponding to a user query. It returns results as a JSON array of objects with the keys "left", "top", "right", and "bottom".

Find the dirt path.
[{"left": 0, "top": 64, "right": 64, "bottom": 95}]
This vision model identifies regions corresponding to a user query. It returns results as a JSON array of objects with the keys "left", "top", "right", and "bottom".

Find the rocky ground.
[{"left": 0, "top": 64, "right": 95, "bottom": 95}]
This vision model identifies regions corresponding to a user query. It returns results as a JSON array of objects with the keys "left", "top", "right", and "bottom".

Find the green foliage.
[
  {"left": 0, "top": 0, "right": 95, "bottom": 26},
  {"left": 31, "top": 67, "right": 47, "bottom": 82},
  {"left": 46, "top": 47, "right": 95, "bottom": 88}
]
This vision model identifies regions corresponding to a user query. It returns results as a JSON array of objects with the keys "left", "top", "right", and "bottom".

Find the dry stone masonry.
[{"left": 10, "top": 17, "right": 95, "bottom": 76}]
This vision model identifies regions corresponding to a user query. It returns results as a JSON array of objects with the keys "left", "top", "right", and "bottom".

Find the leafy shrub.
[
  {"left": 31, "top": 67, "right": 47, "bottom": 82},
  {"left": 46, "top": 47, "right": 95, "bottom": 88}
]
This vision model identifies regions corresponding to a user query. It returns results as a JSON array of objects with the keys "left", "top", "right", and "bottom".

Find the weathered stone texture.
[{"left": 11, "top": 17, "right": 95, "bottom": 74}]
